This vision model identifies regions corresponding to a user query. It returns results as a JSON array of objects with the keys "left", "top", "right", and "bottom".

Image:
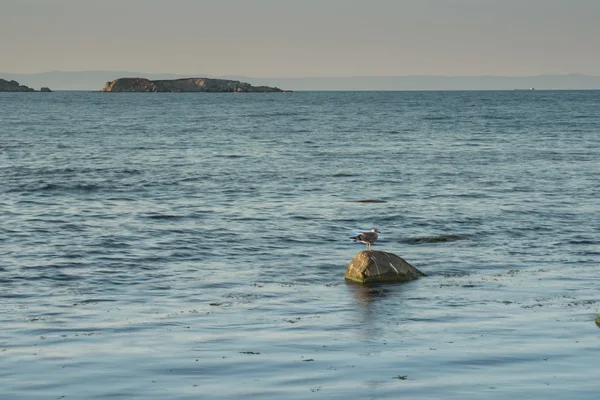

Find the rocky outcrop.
[
  {"left": 0, "top": 79, "right": 35, "bottom": 92},
  {"left": 101, "top": 77, "right": 288, "bottom": 92},
  {"left": 101, "top": 78, "right": 157, "bottom": 92},
  {"left": 345, "top": 250, "right": 425, "bottom": 283},
  {"left": 40, "top": 87, "right": 52, "bottom": 92}
]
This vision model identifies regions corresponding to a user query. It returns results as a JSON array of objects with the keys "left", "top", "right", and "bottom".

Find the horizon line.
[{"left": 2, "top": 70, "right": 599, "bottom": 79}]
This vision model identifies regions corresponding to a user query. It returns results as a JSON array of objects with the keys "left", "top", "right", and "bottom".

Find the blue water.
[{"left": 1, "top": 91, "right": 599, "bottom": 399}]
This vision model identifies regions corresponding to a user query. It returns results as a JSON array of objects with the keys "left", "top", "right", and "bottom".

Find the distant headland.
[
  {"left": 0, "top": 78, "right": 51, "bottom": 92},
  {"left": 101, "top": 77, "right": 290, "bottom": 92}
]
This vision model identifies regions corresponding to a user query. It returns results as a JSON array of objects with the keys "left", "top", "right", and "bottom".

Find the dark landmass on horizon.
[
  {"left": 0, "top": 78, "right": 51, "bottom": 92},
  {"left": 100, "top": 77, "right": 287, "bottom": 92},
  {"left": 2, "top": 71, "right": 600, "bottom": 91}
]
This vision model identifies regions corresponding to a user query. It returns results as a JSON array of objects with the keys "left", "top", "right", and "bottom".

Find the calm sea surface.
[{"left": 1, "top": 91, "right": 599, "bottom": 399}]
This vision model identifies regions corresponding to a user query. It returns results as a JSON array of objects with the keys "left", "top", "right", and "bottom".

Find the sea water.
[{"left": 1, "top": 90, "right": 599, "bottom": 399}]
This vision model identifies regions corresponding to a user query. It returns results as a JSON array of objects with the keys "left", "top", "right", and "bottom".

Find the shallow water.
[{"left": 1, "top": 90, "right": 599, "bottom": 399}]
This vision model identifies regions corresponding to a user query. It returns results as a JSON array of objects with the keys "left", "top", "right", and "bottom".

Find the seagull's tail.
[{"left": 350, "top": 236, "right": 358, "bottom": 241}]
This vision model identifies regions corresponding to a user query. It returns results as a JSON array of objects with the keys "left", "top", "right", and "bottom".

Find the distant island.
[
  {"left": 0, "top": 78, "right": 52, "bottom": 92},
  {"left": 101, "top": 77, "right": 289, "bottom": 92},
  {"left": 4, "top": 72, "right": 600, "bottom": 91}
]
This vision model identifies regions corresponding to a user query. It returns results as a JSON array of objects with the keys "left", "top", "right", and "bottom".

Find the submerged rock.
[
  {"left": 345, "top": 250, "right": 425, "bottom": 283},
  {"left": 406, "top": 235, "right": 466, "bottom": 244},
  {"left": 101, "top": 77, "right": 289, "bottom": 92}
]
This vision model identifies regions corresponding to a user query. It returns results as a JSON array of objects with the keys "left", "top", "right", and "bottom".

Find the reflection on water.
[
  {"left": 346, "top": 282, "right": 390, "bottom": 339},
  {"left": 347, "top": 282, "right": 389, "bottom": 305},
  {"left": 345, "top": 280, "right": 423, "bottom": 343}
]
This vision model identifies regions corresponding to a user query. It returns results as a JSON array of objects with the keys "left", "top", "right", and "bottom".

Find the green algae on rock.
[
  {"left": 595, "top": 316, "right": 600, "bottom": 327},
  {"left": 345, "top": 250, "right": 425, "bottom": 283}
]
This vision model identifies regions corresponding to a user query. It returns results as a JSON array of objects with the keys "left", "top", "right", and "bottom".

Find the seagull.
[{"left": 350, "top": 228, "right": 380, "bottom": 251}]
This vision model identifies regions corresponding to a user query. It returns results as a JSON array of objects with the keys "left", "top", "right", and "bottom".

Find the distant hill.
[
  {"left": 0, "top": 71, "right": 193, "bottom": 91},
  {"left": 101, "top": 77, "right": 287, "bottom": 92},
  {"left": 0, "top": 78, "right": 35, "bottom": 92},
  {"left": 2, "top": 71, "right": 600, "bottom": 91}
]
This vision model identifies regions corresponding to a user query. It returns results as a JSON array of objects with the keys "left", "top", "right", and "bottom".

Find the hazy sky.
[{"left": 2, "top": 0, "right": 599, "bottom": 77}]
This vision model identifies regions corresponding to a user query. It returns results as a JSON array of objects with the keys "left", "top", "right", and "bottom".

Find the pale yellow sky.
[{"left": 2, "top": 0, "right": 599, "bottom": 76}]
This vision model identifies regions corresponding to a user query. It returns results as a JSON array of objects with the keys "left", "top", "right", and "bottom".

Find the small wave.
[
  {"left": 213, "top": 154, "right": 249, "bottom": 159},
  {"left": 74, "top": 298, "right": 117, "bottom": 304},
  {"left": 572, "top": 114, "right": 595, "bottom": 119},
  {"left": 119, "top": 168, "right": 142, "bottom": 175},
  {"left": 244, "top": 111, "right": 300, "bottom": 118},
  {"left": 481, "top": 114, "right": 515, "bottom": 121},
  {"left": 37, "top": 273, "right": 81, "bottom": 282},
  {"left": 353, "top": 199, "right": 387, "bottom": 203},
  {"left": 144, "top": 214, "right": 187, "bottom": 220},
  {"left": 422, "top": 115, "right": 452, "bottom": 121},
  {"left": 567, "top": 239, "right": 599, "bottom": 245},
  {"left": 7, "top": 182, "right": 103, "bottom": 193},
  {"left": 290, "top": 215, "right": 312, "bottom": 220}
]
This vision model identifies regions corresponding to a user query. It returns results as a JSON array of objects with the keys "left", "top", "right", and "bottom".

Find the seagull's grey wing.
[{"left": 361, "top": 231, "right": 378, "bottom": 243}]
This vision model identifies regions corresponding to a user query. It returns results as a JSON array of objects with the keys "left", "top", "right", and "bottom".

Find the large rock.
[
  {"left": 101, "top": 77, "right": 288, "bottom": 92},
  {"left": 0, "top": 79, "right": 35, "bottom": 92},
  {"left": 345, "top": 250, "right": 425, "bottom": 283},
  {"left": 101, "top": 77, "right": 158, "bottom": 92}
]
